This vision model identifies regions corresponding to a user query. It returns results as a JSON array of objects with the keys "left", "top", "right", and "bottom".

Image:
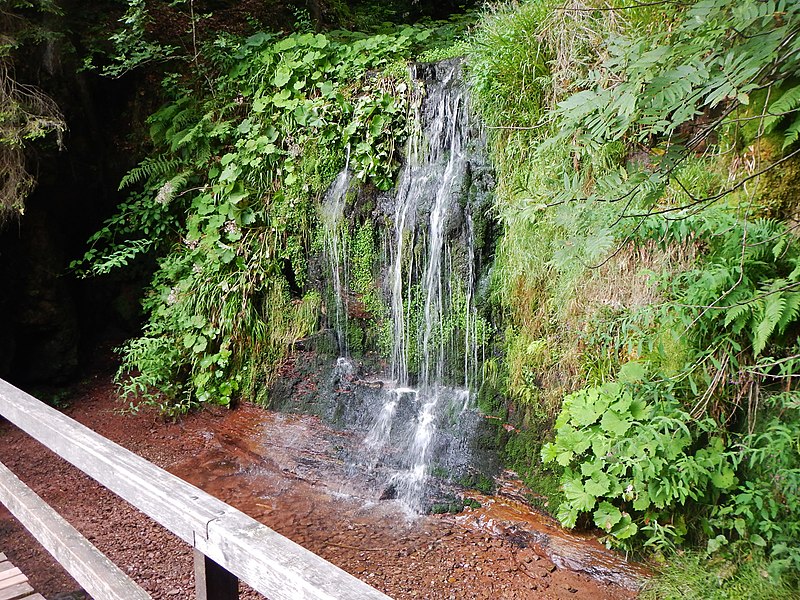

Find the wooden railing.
[{"left": 0, "top": 378, "right": 391, "bottom": 600}]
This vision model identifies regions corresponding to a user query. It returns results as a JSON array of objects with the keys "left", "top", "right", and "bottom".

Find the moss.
[{"left": 750, "top": 136, "right": 800, "bottom": 220}]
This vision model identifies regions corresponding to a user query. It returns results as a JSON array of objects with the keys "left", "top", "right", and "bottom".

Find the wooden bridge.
[
  {"left": 0, "top": 551, "right": 45, "bottom": 600},
  {"left": 0, "top": 378, "right": 391, "bottom": 600}
]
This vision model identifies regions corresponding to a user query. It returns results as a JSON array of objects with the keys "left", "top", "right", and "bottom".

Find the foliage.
[
  {"left": 640, "top": 550, "right": 797, "bottom": 600},
  {"left": 710, "top": 392, "right": 800, "bottom": 581},
  {"left": 0, "top": 1, "right": 66, "bottom": 221},
  {"left": 78, "top": 26, "right": 438, "bottom": 411},
  {"left": 82, "top": 0, "right": 180, "bottom": 78},
  {"left": 638, "top": 210, "right": 800, "bottom": 361},
  {"left": 546, "top": 0, "right": 800, "bottom": 214},
  {"left": 542, "top": 366, "right": 738, "bottom": 549},
  {"left": 468, "top": 0, "right": 800, "bottom": 583}
]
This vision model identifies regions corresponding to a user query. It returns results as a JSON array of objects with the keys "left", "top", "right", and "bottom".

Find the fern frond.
[
  {"left": 776, "top": 292, "right": 800, "bottom": 335},
  {"left": 752, "top": 293, "right": 786, "bottom": 356},
  {"left": 781, "top": 114, "right": 800, "bottom": 149},
  {"left": 763, "top": 83, "right": 800, "bottom": 133},
  {"left": 723, "top": 303, "right": 751, "bottom": 333},
  {"left": 119, "top": 156, "right": 181, "bottom": 190}
]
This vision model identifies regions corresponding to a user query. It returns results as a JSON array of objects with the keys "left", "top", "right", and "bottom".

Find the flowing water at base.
[{"left": 169, "top": 403, "right": 647, "bottom": 599}]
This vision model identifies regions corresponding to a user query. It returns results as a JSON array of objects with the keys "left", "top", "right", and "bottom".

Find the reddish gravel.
[{"left": 0, "top": 371, "right": 641, "bottom": 600}]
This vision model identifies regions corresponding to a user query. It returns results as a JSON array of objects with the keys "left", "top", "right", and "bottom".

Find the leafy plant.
[
  {"left": 542, "top": 364, "right": 738, "bottom": 549},
  {"left": 710, "top": 391, "right": 800, "bottom": 581},
  {"left": 78, "top": 25, "right": 443, "bottom": 412}
]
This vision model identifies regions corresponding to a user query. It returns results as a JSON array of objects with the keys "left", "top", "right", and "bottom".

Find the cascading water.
[
  {"left": 360, "top": 59, "right": 492, "bottom": 514},
  {"left": 321, "top": 151, "right": 352, "bottom": 356}
]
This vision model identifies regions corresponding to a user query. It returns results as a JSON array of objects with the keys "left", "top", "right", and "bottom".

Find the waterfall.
[
  {"left": 364, "top": 59, "right": 489, "bottom": 513},
  {"left": 321, "top": 151, "right": 352, "bottom": 356}
]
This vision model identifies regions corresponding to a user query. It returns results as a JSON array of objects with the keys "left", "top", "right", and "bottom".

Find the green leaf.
[
  {"left": 273, "top": 67, "right": 292, "bottom": 88},
  {"left": 593, "top": 502, "right": 623, "bottom": 532},
  {"left": 600, "top": 410, "right": 632, "bottom": 436},
  {"left": 618, "top": 361, "right": 646, "bottom": 383},
  {"left": 609, "top": 514, "right": 638, "bottom": 540},
  {"left": 710, "top": 468, "right": 737, "bottom": 490},
  {"left": 585, "top": 474, "right": 611, "bottom": 496},
  {"left": 707, "top": 534, "right": 728, "bottom": 554},
  {"left": 556, "top": 503, "right": 580, "bottom": 529},
  {"left": 192, "top": 335, "right": 208, "bottom": 353},
  {"left": 274, "top": 37, "right": 297, "bottom": 52},
  {"left": 629, "top": 398, "right": 649, "bottom": 420},
  {"left": 567, "top": 389, "right": 602, "bottom": 427},
  {"left": 541, "top": 442, "right": 559, "bottom": 463},
  {"left": 563, "top": 479, "right": 597, "bottom": 512},
  {"left": 632, "top": 494, "right": 650, "bottom": 511}
]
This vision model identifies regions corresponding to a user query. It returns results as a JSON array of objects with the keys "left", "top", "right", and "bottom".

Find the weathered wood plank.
[
  {"left": 0, "top": 378, "right": 392, "bottom": 600},
  {"left": 0, "top": 461, "right": 151, "bottom": 600},
  {"left": 0, "top": 580, "right": 33, "bottom": 600},
  {"left": 0, "top": 565, "right": 17, "bottom": 577},
  {"left": 0, "top": 568, "right": 22, "bottom": 583},
  {"left": 0, "top": 573, "right": 25, "bottom": 588},
  {"left": 0, "top": 555, "right": 6, "bottom": 562}
]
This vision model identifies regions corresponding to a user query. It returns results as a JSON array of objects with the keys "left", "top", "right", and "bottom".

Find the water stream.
[
  {"left": 321, "top": 150, "right": 353, "bottom": 356},
  {"left": 359, "top": 59, "right": 490, "bottom": 513}
]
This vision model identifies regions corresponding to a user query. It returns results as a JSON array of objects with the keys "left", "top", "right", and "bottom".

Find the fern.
[
  {"left": 776, "top": 292, "right": 800, "bottom": 335},
  {"left": 752, "top": 293, "right": 786, "bottom": 356},
  {"left": 119, "top": 156, "right": 181, "bottom": 190},
  {"left": 90, "top": 239, "right": 153, "bottom": 276},
  {"left": 782, "top": 115, "right": 800, "bottom": 149},
  {"left": 763, "top": 83, "right": 800, "bottom": 135},
  {"left": 723, "top": 302, "right": 751, "bottom": 333}
]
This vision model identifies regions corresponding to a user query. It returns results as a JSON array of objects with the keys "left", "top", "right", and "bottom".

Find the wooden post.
[{"left": 194, "top": 550, "right": 238, "bottom": 600}]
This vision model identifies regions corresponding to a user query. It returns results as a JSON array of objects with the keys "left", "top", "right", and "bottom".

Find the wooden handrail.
[
  {"left": 0, "top": 460, "right": 151, "bottom": 600},
  {"left": 0, "top": 378, "right": 392, "bottom": 600}
]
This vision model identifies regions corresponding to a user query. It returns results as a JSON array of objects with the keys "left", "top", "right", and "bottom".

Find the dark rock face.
[{"left": 0, "top": 24, "right": 144, "bottom": 385}]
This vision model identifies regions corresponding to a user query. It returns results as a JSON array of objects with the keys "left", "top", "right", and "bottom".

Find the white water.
[
  {"left": 322, "top": 151, "right": 352, "bottom": 356},
  {"left": 365, "top": 60, "right": 485, "bottom": 513}
]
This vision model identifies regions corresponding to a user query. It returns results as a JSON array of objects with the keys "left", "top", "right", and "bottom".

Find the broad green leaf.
[
  {"left": 274, "top": 37, "right": 297, "bottom": 52},
  {"left": 707, "top": 534, "right": 728, "bottom": 554},
  {"left": 609, "top": 514, "right": 638, "bottom": 540},
  {"left": 710, "top": 468, "right": 737, "bottom": 490},
  {"left": 273, "top": 67, "right": 292, "bottom": 88},
  {"left": 556, "top": 503, "right": 580, "bottom": 529},
  {"left": 593, "top": 502, "right": 623, "bottom": 532},
  {"left": 563, "top": 479, "right": 597, "bottom": 512},
  {"left": 567, "top": 390, "right": 602, "bottom": 427},
  {"left": 629, "top": 398, "right": 649, "bottom": 420},
  {"left": 618, "top": 361, "right": 646, "bottom": 383},
  {"left": 585, "top": 473, "right": 611, "bottom": 496},
  {"left": 601, "top": 410, "right": 632, "bottom": 436},
  {"left": 632, "top": 494, "right": 650, "bottom": 511},
  {"left": 192, "top": 335, "right": 208, "bottom": 353},
  {"left": 541, "top": 442, "right": 559, "bottom": 463}
]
